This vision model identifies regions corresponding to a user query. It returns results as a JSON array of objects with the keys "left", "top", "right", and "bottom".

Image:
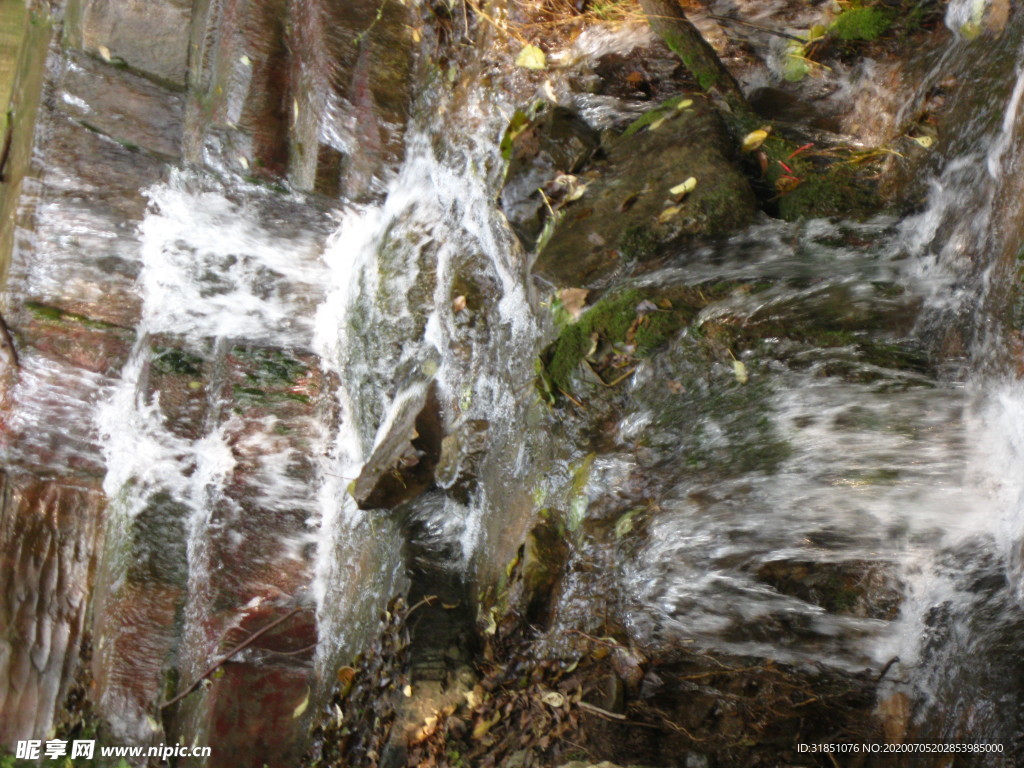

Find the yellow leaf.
[
  {"left": 292, "top": 689, "right": 309, "bottom": 719},
  {"left": 657, "top": 206, "right": 683, "bottom": 224},
  {"left": 648, "top": 115, "right": 668, "bottom": 131},
  {"left": 239, "top": 55, "right": 251, "bottom": 66},
  {"left": 674, "top": 98, "right": 694, "bottom": 111},
  {"left": 515, "top": 44, "right": 546, "bottom": 70},
  {"left": 670, "top": 177, "right": 698, "bottom": 196},
  {"left": 541, "top": 691, "right": 565, "bottom": 708},
  {"left": 484, "top": 607, "right": 497, "bottom": 635},
  {"left": 733, "top": 359, "right": 748, "bottom": 384},
  {"left": 98, "top": 45, "right": 112, "bottom": 62},
  {"left": 472, "top": 711, "right": 501, "bottom": 740},
  {"left": 911, "top": 135, "right": 934, "bottom": 148},
  {"left": 742, "top": 129, "right": 770, "bottom": 152}
]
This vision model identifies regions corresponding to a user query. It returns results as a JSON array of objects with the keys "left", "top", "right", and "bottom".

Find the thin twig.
[
  {"left": 705, "top": 13, "right": 808, "bottom": 42},
  {"left": 266, "top": 641, "right": 319, "bottom": 657},
  {"left": 577, "top": 701, "right": 627, "bottom": 720},
  {"left": 676, "top": 664, "right": 767, "bottom": 681},
  {"left": 161, "top": 606, "right": 303, "bottom": 709}
]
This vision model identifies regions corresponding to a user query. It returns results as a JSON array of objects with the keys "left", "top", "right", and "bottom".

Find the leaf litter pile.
[{"left": 303, "top": 569, "right": 891, "bottom": 767}]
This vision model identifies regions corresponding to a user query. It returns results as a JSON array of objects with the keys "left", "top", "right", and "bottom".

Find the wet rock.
[
  {"left": 58, "top": 50, "right": 184, "bottom": 158},
  {"left": 500, "top": 105, "right": 601, "bottom": 248},
  {"left": 435, "top": 418, "right": 489, "bottom": 503},
  {"left": 144, "top": 338, "right": 209, "bottom": 441},
  {"left": 755, "top": 559, "right": 903, "bottom": 619},
  {"left": 334, "top": 0, "right": 416, "bottom": 200},
  {"left": 68, "top": 0, "right": 193, "bottom": 87},
  {"left": 19, "top": 302, "right": 135, "bottom": 375},
  {"left": 0, "top": 474, "right": 104, "bottom": 744},
  {"left": 877, "top": 690, "right": 911, "bottom": 743},
  {"left": 180, "top": 605, "right": 318, "bottom": 768},
  {"left": 531, "top": 96, "right": 756, "bottom": 289},
  {"left": 749, "top": 87, "right": 842, "bottom": 133},
  {"left": 354, "top": 383, "right": 444, "bottom": 510},
  {"left": 517, "top": 518, "right": 569, "bottom": 626}
]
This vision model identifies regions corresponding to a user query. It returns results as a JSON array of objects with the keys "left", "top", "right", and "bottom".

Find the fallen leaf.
[
  {"left": 453, "top": 295, "right": 467, "bottom": 313},
  {"left": 239, "top": 55, "right": 251, "bottom": 66},
  {"left": 775, "top": 175, "right": 802, "bottom": 193},
  {"left": 484, "top": 608, "right": 498, "bottom": 635},
  {"left": 558, "top": 288, "right": 589, "bottom": 320},
  {"left": 473, "top": 711, "right": 501, "bottom": 739},
  {"left": 670, "top": 177, "right": 698, "bottom": 196},
  {"left": 742, "top": 128, "right": 770, "bottom": 152},
  {"left": 541, "top": 691, "right": 565, "bottom": 708},
  {"left": 674, "top": 98, "right": 694, "bottom": 111},
  {"left": 733, "top": 359, "right": 748, "bottom": 384},
  {"left": 910, "top": 135, "right": 934, "bottom": 148},
  {"left": 516, "top": 44, "right": 546, "bottom": 70},
  {"left": 292, "top": 689, "right": 309, "bottom": 719},
  {"left": 618, "top": 192, "right": 641, "bottom": 212},
  {"left": 566, "top": 182, "right": 588, "bottom": 202},
  {"left": 98, "top": 45, "right": 112, "bottom": 62},
  {"left": 657, "top": 206, "right": 683, "bottom": 224}
]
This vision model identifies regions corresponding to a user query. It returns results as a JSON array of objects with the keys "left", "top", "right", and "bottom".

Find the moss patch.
[
  {"left": 24, "top": 300, "right": 125, "bottom": 330},
  {"left": 543, "top": 288, "right": 694, "bottom": 393},
  {"left": 151, "top": 346, "right": 203, "bottom": 377},
  {"left": 831, "top": 7, "right": 893, "bottom": 41}
]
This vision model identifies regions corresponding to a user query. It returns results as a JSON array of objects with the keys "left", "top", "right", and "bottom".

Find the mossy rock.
[
  {"left": 531, "top": 96, "right": 756, "bottom": 288},
  {"left": 776, "top": 161, "right": 883, "bottom": 221},
  {"left": 756, "top": 559, "right": 903, "bottom": 619},
  {"left": 542, "top": 287, "right": 701, "bottom": 393}
]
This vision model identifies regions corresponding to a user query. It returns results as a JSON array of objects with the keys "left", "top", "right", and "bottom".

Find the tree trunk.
[{"left": 639, "top": 0, "right": 755, "bottom": 126}]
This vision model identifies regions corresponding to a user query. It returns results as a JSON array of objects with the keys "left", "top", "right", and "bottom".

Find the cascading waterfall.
[{"left": 93, "top": 11, "right": 1024, "bottom": 753}]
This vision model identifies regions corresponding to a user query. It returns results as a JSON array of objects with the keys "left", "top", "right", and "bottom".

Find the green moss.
[
  {"left": 233, "top": 347, "right": 307, "bottom": 388},
  {"left": 545, "top": 289, "right": 690, "bottom": 392},
  {"left": 830, "top": 7, "right": 893, "bottom": 41},
  {"left": 542, "top": 284, "right": 774, "bottom": 395},
  {"left": 618, "top": 225, "right": 658, "bottom": 261},
  {"left": 776, "top": 165, "right": 881, "bottom": 221},
  {"left": 151, "top": 346, "right": 203, "bottom": 377},
  {"left": 24, "top": 300, "right": 123, "bottom": 330},
  {"left": 232, "top": 384, "right": 311, "bottom": 407},
  {"left": 620, "top": 95, "right": 691, "bottom": 139}
]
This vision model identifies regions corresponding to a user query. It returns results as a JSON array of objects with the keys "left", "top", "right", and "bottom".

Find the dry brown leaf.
[{"left": 558, "top": 288, "right": 589, "bottom": 320}]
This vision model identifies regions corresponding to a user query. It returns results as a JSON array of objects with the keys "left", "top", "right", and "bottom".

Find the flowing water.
[{"left": 4, "top": 0, "right": 1024, "bottom": 763}]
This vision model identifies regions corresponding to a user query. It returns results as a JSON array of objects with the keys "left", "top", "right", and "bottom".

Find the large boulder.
[{"left": 520, "top": 96, "right": 757, "bottom": 289}]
